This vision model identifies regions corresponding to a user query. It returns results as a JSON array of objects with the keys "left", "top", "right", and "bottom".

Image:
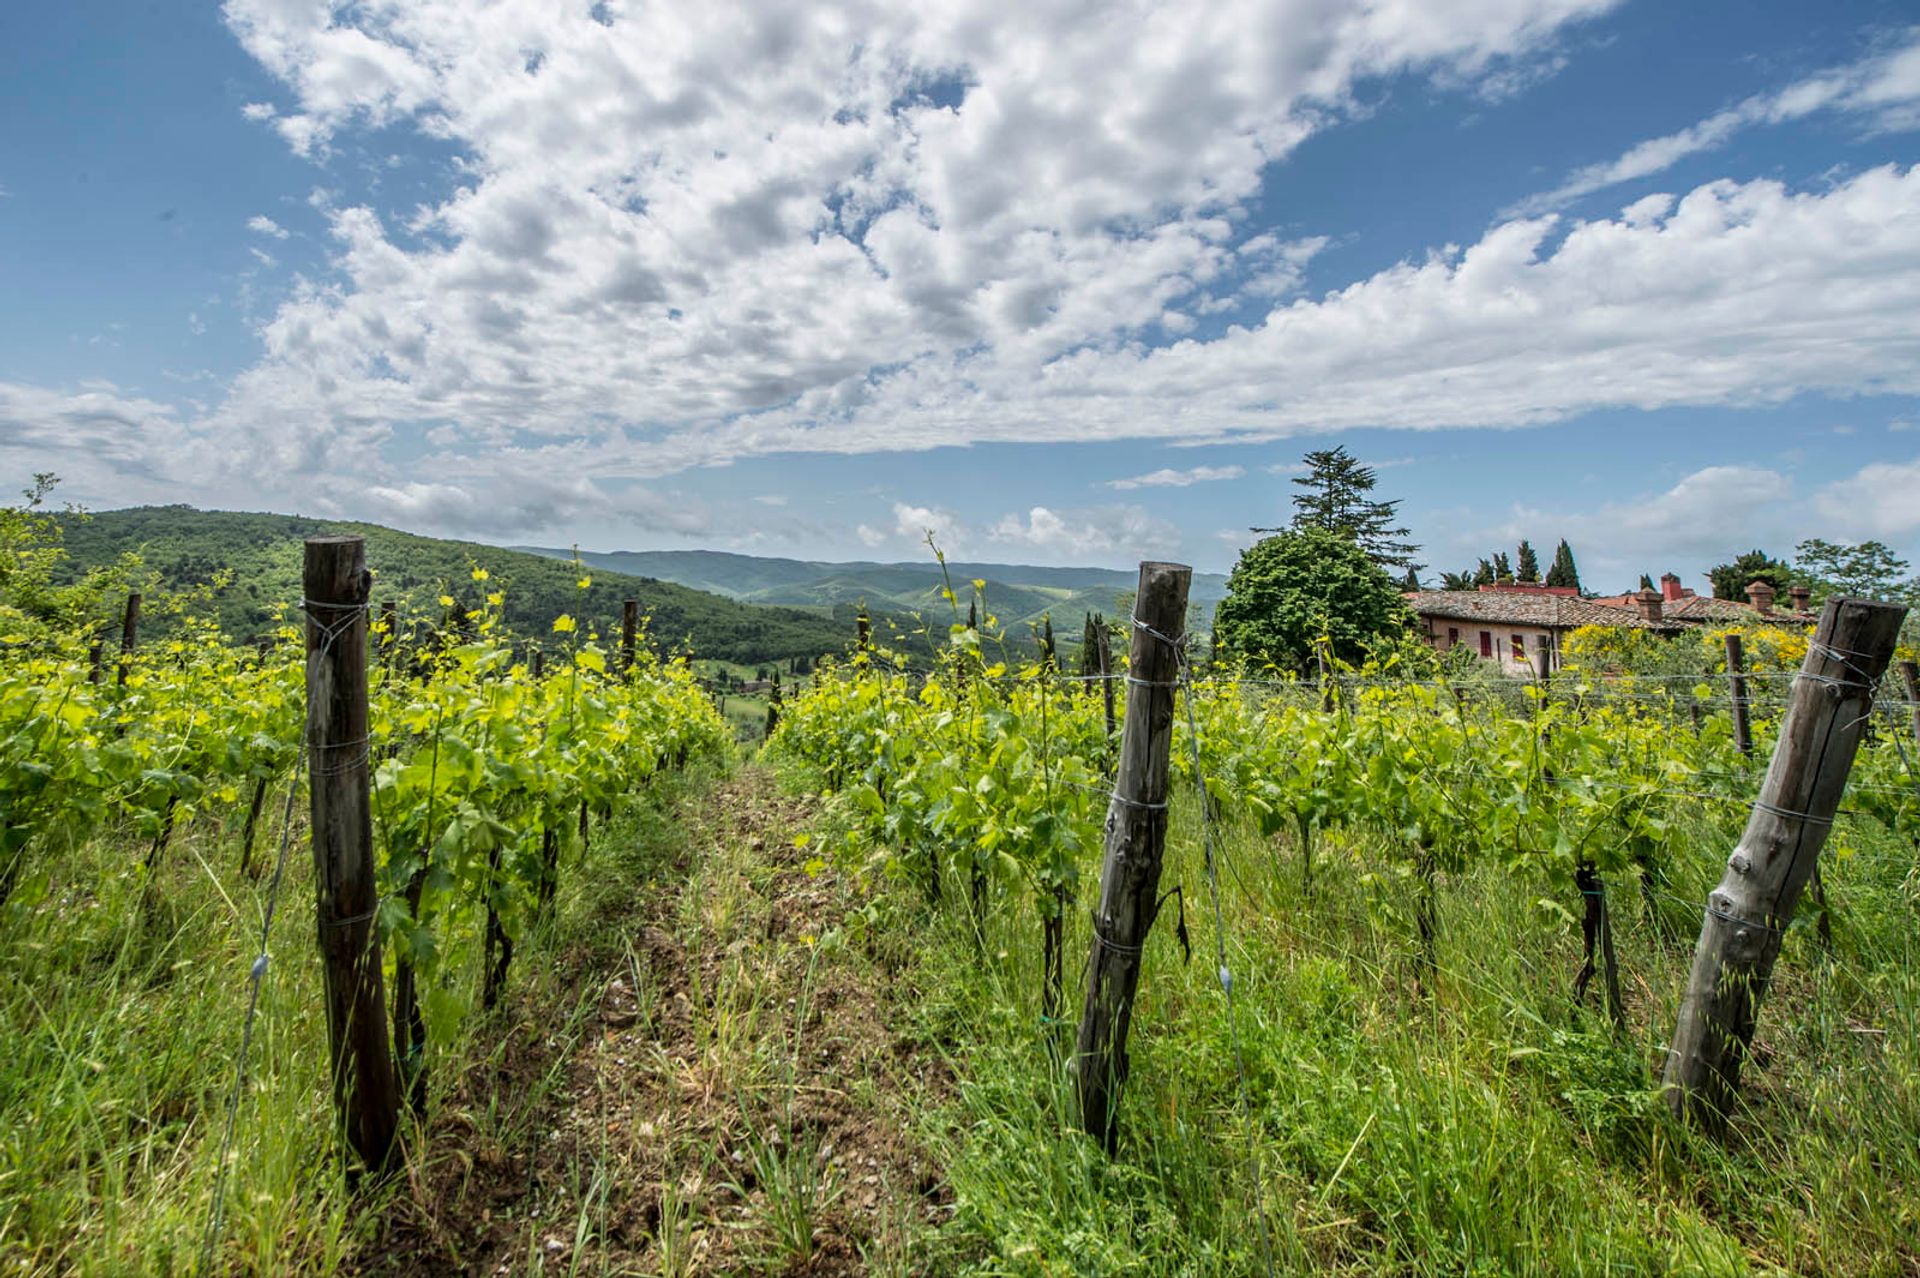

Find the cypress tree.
[
  {"left": 1516, "top": 540, "right": 1540, "bottom": 583},
  {"left": 1473, "top": 559, "right": 1495, "bottom": 587},
  {"left": 1544, "top": 539, "right": 1581, "bottom": 591},
  {"left": 1401, "top": 566, "right": 1421, "bottom": 592},
  {"left": 1492, "top": 551, "right": 1513, "bottom": 583}
]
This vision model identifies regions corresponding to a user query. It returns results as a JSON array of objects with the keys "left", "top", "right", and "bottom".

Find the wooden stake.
[
  {"left": 1663, "top": 597, "right": 1907, "bottom": 1130},
  {"left": 304, "top": 536, "right": 399, "bottom": 1170},
  {"left": 1095, "top": 616, "right": 1116, "bottom": 749},
  {"left": 1073, "top": 561, "right": 1191, "bottom": 1151},
  {"left": 621, "top": 599, "right": 639, "bottom": 674},
  {"left": 1901, "top": 659, "right": 1920, "bottom": 749},
  {"left": 116, "top": 591, "right": 141, "bottom": 686},
  {"left": 1726, "top": 633, "right": 1752, "bottom": 758}
]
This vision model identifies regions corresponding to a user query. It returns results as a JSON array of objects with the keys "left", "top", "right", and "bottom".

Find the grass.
[
  {"left": 781, "top": 755, "right": 1920, "bottom": 1275},
  {"left": 0, "top": 761, "right": 718, "bottom": 1275},
  {"left": 4, "top": 747, "right": 1915, "bottom": 1275}
]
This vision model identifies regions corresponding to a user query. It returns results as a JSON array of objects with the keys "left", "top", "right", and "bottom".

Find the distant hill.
[
  {"left": 55, "top": 507, "right": 856, "bottom": 666},
  {"left": 515, "top": 547, "right": 1229, "bottom": 636}
]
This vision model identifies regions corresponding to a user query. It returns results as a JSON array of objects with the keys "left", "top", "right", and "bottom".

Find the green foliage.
[
  {"left": 1707, "top": 548, "right": 1796, "bottom": 601},
  {"left": 1279, "top": 446, "right": 1420, "bottom": 570},
  {"left": 1212, "top": 526, "right": 1412, "bottom": 673},
  {"left": 1544, "top": 539, "right": 1582, "bottom": 591},
  {"left": 1492, "top": 550, "right": 1513, "bottom": 583},
  {"left": 1793, "top": 537, "right": 1917, "bottom": 603},
  {"left": 53, "top": 505, "right": 846, "bottom": 665},
  {"left": 0, "top": 475, "right": 144, "bottom": 644},
  {"left": 1516, "top": 539, "right": 1540, "bottom": 583}
]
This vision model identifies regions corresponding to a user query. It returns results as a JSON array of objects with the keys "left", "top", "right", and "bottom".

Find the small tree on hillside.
[
  {"left": 1213, "top": 526, "right": 1411, "bottom": 673},
  {"left": 1516, "top": 540, "right": 1540, "bottom": 583},
  {"left": 1258, "top": 446, "right": 1420, "bottom": 570}
]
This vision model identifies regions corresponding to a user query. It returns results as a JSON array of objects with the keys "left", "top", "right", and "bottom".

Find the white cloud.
[
  {"left": 1108, "top": 464, "right": 1244, "bottom": 490},
  {"left": 989, "top": 504, "right": 1179, "bottom": 560},
  {"left": 247, "top": 215, "right": 290, "bottom": 239},
  {"left": 1814, "top": 456, "right": 1920, "bottom": 539},
  {"left": 1510, "top": 29, "right": 1920, "bottom": 216},
  {"left": 1449, "top": 459, "right": 1919, "bottom": 588}
]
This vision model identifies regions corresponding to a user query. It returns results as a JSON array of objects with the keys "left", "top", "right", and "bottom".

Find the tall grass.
[{"left": 848, "top": 778, "right": 1920, "bottom": 1275}]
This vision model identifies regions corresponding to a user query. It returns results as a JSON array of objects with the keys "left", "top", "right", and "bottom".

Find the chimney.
[
  {"left": 1745, "top": 580, "right": 1776, "bottom": 614},
  {"left": 1660, "top": 572, "right": 1684, "bottom": 602},
  {"left": 1633, "top": 588, "right": 1663, "bottom": 623},
  {"left": 1788, "top": 584, "right": 1810, "bottom": 613}
]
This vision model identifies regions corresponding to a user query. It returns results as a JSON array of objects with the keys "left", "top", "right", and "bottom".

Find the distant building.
[
  {"left": 1403, "top": 585, "right": 1676, "bottom": 677},
  {"left": 1406, "top": 573, "right": 1815, "bottom": 674}
]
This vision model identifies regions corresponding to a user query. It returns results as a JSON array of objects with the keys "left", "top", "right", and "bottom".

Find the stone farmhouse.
[{"left": 1405, "top": 574, "right": 1816, "bottom": 675}]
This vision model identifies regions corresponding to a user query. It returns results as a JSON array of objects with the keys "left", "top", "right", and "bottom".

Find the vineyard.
[
  {"left": 0, "top": 535, "right": 730, "bottom": 1272},
  {"left": 3, "top": 532, "right": 1920, "bottom": 1274}
]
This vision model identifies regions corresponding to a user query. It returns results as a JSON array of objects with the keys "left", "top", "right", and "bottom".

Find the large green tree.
[
  {"left": 1260, "top": 446, "right": 1420, "bottom": 570},
  {"left": 1213, "top": 526, "right": 1411, "bottom": 673},
  {"left": 1706, "top": 549, "right": 1796, "bottom": 601},
  {"left": 1793, "top": 538, "right": 1915, "bottom": 602}
]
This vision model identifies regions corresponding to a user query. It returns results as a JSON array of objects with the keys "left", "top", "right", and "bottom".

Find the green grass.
[
  {"left": 0, "top": 764, "right": 718, "bottom": 1275},
  {"left": 790, "top": 761, "right": 1920, "bottom": 1275}
]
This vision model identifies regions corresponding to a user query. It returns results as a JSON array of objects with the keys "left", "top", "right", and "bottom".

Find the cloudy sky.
[{"left": 2, "top": 0, "right": 1918, "bottom": 588}]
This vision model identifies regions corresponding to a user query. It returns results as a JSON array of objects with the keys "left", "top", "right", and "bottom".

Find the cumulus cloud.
[
  {"left": 1452, "top": 459, "right": 1919, "bottom": 588},
  {"left": 989, "top": 504, "right": 1179, "bottom": 560},
  {"left": 247, "top": 215, "right": 290, "bottom": 239},
  {"left": 1510, "top": 29, "right": 1920, "bottom": 216},
  {"left": 1814, "top": 456, "right": 1920, "bottom": 538},
  {"left": 1108, "top": 464, "right": 1244, "bottom": 490}
]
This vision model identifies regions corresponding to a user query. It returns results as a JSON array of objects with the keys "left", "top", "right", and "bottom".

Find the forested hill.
[
  {"left": 54, "top": 507, "right": 855, "bottom": 665},
  {"left": 516, "top": 546, "right": 1230, "bottom": 632}
]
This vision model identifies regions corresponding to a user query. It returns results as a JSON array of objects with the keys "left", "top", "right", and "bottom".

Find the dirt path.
[{"left": 357, "top": 765, "right": 947, "bottom": 1276}]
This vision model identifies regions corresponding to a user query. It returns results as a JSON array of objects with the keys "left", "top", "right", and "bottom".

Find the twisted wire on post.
[
  {"left": 1132, "top": 607, "right": 1278, "bottom": 1278},
  {"left": 201, "top": 601, "right": 370, "bottom": 1276}
]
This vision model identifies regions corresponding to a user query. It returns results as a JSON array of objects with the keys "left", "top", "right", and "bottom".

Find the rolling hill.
[
  {"left": 515, "top": 547, "right": 1229, "bottom": 636},
  {"left": 53, "top": 507, "right": 858, "bottom": 666}
]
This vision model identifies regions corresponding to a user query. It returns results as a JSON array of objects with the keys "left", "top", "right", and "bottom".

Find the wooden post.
[
  {"left": 1073, "top": 561, "right": 1191, "bottom": 1151},
  {"left": 620, "top": 599, "right": 639, "bottom": 675},
  {"left": 115, "top": 591, "right": 142, "bottom": 686},
  {"left": 530, "top": 648, "right": 545, "bottom": 680},
  {"left": 1096, "top": 619, "right": 1116, "bottom": 746},
  {"left": 304, "top": 537, "right": 400, "bottom": 1169},
  {"left": 856, "top": 605, "right": 872, "bottom": 653},
  {"left": 1726, "top": 633, "right": 1752, "bottom": 758},
  {"left": 1663, "top": 597, "right": 1907, "bottom": 1129},
  {"left": 378, "top": 600, "right": 397, "bottom": 671},
  {"left": 766, "top": 670, "right": 782, "bottom": 736},
  {"left": 87, "top": 638, "right": 104, "bottom": 685},
  {"left": 1901, "top": 659, "right": 1920, "bottom": 748}
]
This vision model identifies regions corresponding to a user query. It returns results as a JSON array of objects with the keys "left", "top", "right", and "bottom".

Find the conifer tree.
[
  {"left": 1401, "top": 566, "right": 1421, "bottom": 592},
  {"left": 1473, "top": 559, "right": 1495, "bottom": 587},
  {"left": 1257, "top": 445, "right": 1420, "bottom": 570},
  {"left": 1544, "top": 539, "right": 1581, "bottom": 591},
  {"left": 1492, "top": 551, "right": 1513, "bottom": 582},
  {"left": 1516, "top": 540, "right": 1540, "bottom": 583}
]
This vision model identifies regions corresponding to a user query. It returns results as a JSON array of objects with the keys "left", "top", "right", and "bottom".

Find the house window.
[
  {"left": 1447, "top": 627, "right": 1459, "bottom": 648},
  {"left": 1511, "top": 633, "right": 1525, "bottom": 662},
  {"left": 1479, "top": 630, "right": 1492, "bottom": 658}
]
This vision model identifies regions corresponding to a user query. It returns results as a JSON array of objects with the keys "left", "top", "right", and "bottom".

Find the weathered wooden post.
[
  {"left": 1663, "top": 597, "right": 1907, "bottom": 1130},
  {"left": 620, "top": 599, "right": 639, "bottom": 675},
  {"left": 1095, "top": 616, "right": 1116, "bottom": 746},
  {"left": 1726, "top": 633, "right": 1752, "bottom": 758},
  {"left": 304, "top": 537, "right": 400, "bottom": 1169},
  {"left": 1901, "top": 659, "right": 1920, "bottom": 749},
  {"left": 115, "top": 590, "right": 142, "bottom": 686},
  {"left": 87, "top": 638, "right": 104, "bottom": 685},
  {"left": 765, "top": 670, "right": 782, "bottom": 736},
  {"left": 1073, "top": 561, "right": 1191, "bottom": 1151}
]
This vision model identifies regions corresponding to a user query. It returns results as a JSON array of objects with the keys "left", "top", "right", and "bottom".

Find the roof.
[
  {"left": 1659, "top": 595, "right": 1815, "bottom": 626},
  {"left": 1403, "top": 591, "right": 1677, "bottom": 631}
]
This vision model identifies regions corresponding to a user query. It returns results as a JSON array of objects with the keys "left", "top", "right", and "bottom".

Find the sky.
[{"left": 1, "top": 0, "right": 1918, "bottom": 589}]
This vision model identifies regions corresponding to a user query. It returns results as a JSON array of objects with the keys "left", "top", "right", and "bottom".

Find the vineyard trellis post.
[
  {"left": 1726, "top": 633, "right": 1752, "bottom": 758},
  {"left": 116, "top": 590, "right": 141, "bottom": 686},
  {"left": 1073, "top": 560, "right": 1191, "bottom": 1152},
  {"left": 621, "top": 599, "right": 639, "bottom": 674},
  {"left": 1901, "top": 659, "right": 1920, "bottom": 749},
  {"left": 304, "top": 536, "right": 401, "bottom": 1169},
  {"left": 1662, "top": 596, "right": 1907, "bottom": 1130}
]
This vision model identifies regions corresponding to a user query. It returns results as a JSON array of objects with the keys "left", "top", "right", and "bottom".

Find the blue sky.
[{"left": 2, "top": 0, "right": 1917, "bottom": 589}]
